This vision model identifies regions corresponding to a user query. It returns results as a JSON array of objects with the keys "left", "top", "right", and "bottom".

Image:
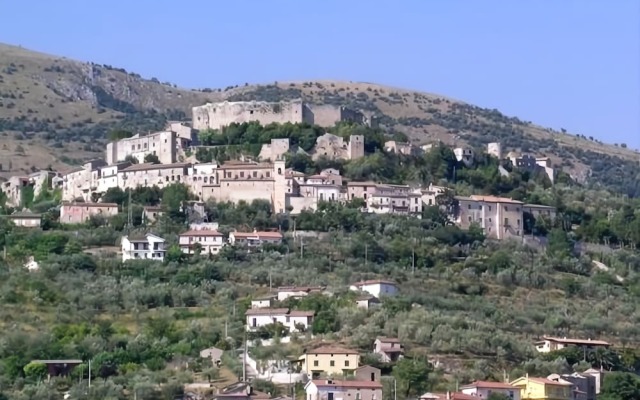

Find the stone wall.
[{"left": 192, "top": 100, "right": 306, "bottom": 130}]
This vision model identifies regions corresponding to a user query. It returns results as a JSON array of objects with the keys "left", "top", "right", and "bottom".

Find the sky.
[{"left": 1, "top": 1, "right": 639, "bottom": 147}]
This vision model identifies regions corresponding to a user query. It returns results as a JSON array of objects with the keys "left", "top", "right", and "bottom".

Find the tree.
[
  {"left": 487, "top": 394, "right": 511, "bottom": 400},
  {"left": 547, "top": 228, "right": 572, "bottom": 258},
  {"left": 600, "top": 372, "right": 640, "bottom": 400},
  {"left": 162, "top": 183, "right": 191, "bottom": 220},
  {"left": 124, "top": 155, "right": 139, "bottom": 164},
  {"left": 23, "top": 362, "right": 48, "bottom": 382},
  {"left": 144, "top": 153, "right": 160, "bottom": 164},
  {"left": 392, "top": 357, "right": 432, "bottom": 397}
]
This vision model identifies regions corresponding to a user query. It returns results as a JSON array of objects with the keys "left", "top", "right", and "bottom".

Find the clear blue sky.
[{"left": 1, "top": 0, "right": 639, "bottom": 147}]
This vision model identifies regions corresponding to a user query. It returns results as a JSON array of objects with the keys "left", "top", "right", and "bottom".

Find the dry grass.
[{"left": 1, "top": 43, "right": 638, "bottom": 178}]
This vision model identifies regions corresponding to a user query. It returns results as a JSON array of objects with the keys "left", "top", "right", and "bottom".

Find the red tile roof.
[
  {"left": 289, "top": 310, "right": 315, "bottom": 317},
  {"left": 311, "top": 380, "right": 382, "bottom": 389},
  {"left": 245, "top": 308, "right": 289, "bottom": 316},
  {"left": 460, "top": 381, "right": 515, "bottom": 390},
  {"left": 420, "top": 392, "right": 477, "bottom": 400},
  {"left": 305, "top": 345, "right": 359, "bottom": 355}
]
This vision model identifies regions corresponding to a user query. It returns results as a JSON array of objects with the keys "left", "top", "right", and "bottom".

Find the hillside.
[{"left": 1, "top": 43, "right": 638, "bottom": 195}]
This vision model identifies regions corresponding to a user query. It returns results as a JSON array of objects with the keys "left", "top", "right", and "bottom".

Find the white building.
[
  {"left": 305, "top": 380, "right": 383, "bottom": 400},
  {"left": 229, "top": 230, "right": 284, "bottom": 247},
  {"left": 178, "top": 229, "right": 225, "bottom": 255},
  {"left": 251, "top": 295, "right": 276, "bottom": 309},
  {"left": 460, "top": 381, "right": 520, "bottom": 400},
  {"left": 121, "top": 233, "right": 166, "bottom": 262},
  {"left": 276, "top": 286, "right": 326, "bottom": 302},
  {"left": 4, "top": 211, "right": 42, "bottom": 228},
  {"left": 350, "top": 280, "right": 398, "bottom": 298},
  {"left": 245, "top": 308, "right": 315, "bottom": 333}
]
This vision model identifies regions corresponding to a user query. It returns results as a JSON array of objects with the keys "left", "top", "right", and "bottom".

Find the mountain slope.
[{"left": 0, "top": 43, "right": 638, "bottom": 195}]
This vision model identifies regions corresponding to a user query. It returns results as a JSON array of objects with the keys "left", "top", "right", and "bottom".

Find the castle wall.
[{"left": 192, "top": 100, "right": 306, "bottom": 131}]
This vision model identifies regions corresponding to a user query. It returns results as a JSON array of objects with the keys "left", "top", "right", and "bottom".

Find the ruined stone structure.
[
  {"left": 258, "top": 138, "right": 302, "bottom": 161},
  {"left": 487, "top": 142, "right": 502, "bottom": 159},
  {"left": 192, "top": 99, "right": 375, "bottom": 131},
  {"left": 310, "top": 134, "right": 365, "bottom": 161}
]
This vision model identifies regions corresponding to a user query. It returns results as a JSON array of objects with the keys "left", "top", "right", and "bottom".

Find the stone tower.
[
  {"left": 348, "top": 135, "right": 365, "bottom": 160},
  {"left": 272, "top": 159, "right": 288, "bottom": 214}
]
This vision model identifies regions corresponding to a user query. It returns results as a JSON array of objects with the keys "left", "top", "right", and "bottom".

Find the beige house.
[
  {"left": 453, "top": 195, "right": 524, "bottom": 240},
  {"left": 143, "top": 206, "right": 164, "bottom": 223},
  {"left": 305, "top": 379, "right": 382, "bottom": 400},
  {"left": 298, "top": 346, "right": 360, "bottom": 378},
  {"left": 60, "top": 202, "right": 119, "bottom": 224},
  {"left": 118, "top": 162, "right": 190, "bottom": 190},
  {"left": 179, "top": 229, "right": 225, "bottom": 255},
  {"left": 354, "top": 365, "right": 381, "bottom": 382},
  {"left": 523, "top": 204, "right": 557, "bottom": 221},
  {"left": 4, "top": 211, "right": 41, "bottom": 228},
  {"left": 245, "top": 308, "right": 314, "bottom": 333},
  {"left": 534, "top": 336, "right": 610, "bottom": 354},
  {"left": 366, "top": 184, "right": 422, "bottom": 215},
  {"left": 277, "top": 286, "right": 326, "bottom": 301}
]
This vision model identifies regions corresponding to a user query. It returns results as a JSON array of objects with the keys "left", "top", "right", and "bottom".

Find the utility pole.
[
  {"left": 269, "top": 266, "right": 272, "bottom": 291},
  {"left": 365, "top": 243, "right": 368, "bottom": 267},
  {"left": 393, "top": 378, "right": 397, "bottom": 400},
  {"left": 412, "top": 238, "right": 416, "bottom": 275},
  {"left": 300, "top": 237, "right": 304, "bottom": 259},
  {"left": 88, "top": 359, "right": 92, "bottom": 387},
  {"left": 242, "top": 331, "right": 247, "bottom": 382}
]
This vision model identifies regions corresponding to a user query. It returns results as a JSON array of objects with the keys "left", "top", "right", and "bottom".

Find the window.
[
  {"left": 468, "top": 204, "right": 471, "bottom": 209},
  {"left": 345, "top": 360, "right": 350, "bottom": 367},
  {"left": 468, "top": 216, "right": 472, "bottom": 222},
  {"left": 313, "top": 360, "right": 319, "bottom": 367},
  {"left": 286, "top": 316, "right": 290, "bottom": 323},
  {"left": 330, "top": 360, "right": 335, "bottom": 367},
  {"left": 143, "top": 143, "right": 147, "bottom": 149},
  {"left": 517, "top": 219, "right": 521, "bottom": 227},
  {"left": 253, "top": 171, "right": 257, "bottom": 177}
]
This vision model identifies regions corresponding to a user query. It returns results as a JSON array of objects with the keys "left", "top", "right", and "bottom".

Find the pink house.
[{"left": 60, "top": 202, "right": 119, "bottom": 224}]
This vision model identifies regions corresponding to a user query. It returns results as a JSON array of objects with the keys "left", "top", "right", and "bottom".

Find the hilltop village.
[
  {"left": 1, "top": 99, "right": 557, "bottom": 242},
  {"left": 1, "top": 99, "right": 636, "bottom": 400}
]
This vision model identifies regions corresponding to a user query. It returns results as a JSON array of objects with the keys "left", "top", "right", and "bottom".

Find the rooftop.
[
  {"left": 232, "top": 231, "right": 283, "bottom": 239},
  {"left": 179, "top": 229, "right": 224, "bottom": 237},
  {"left": 353, "top": 279, "right": 397, "bottom": 286},
  {"left": 6, "top": 211, "right": 42, "bottom": 219},
  {"left": 469, "top": 195, "right": 524, "bottom": 205},
  {"left": 460, "top": 381, "right": 515, "bottom": 390},
  {"left": 310, "top": 380, "right": 382, "bottom": 389},
  {"left": 62, "top": 202, "right": 118, "bottom": 208},
  {"left": 122, "top": 162, "right": 190, "bottom": 172},
  {"left": 245, "top": 308, "right": 290, "bottom": 316},
  {"left": 539, "top": 336, "right": 610, "bottom": 346},
  {"left": 304, "top": 345, "right": 359, "bottom": 355}
]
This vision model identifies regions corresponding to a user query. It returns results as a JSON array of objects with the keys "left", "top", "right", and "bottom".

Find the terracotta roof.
[
  {"left": 179, "top": 230, "right": 223, "bottom": 237},
  {"left": 310, "top": 380, "right": 382, "bottom": 389},
  {"left": 62, "top": 202, "right": 118, "bottom": 208},
  {"left": 305, "top": 345, "right": 359, "bottom": 355},
  {"left": 540, "top": 336, "right": 610, "bottom": 346},
  {"left": 460, "top": 381, "right": 515, "bottom": 390},
  {"left": 220, "top": 162, "right": 272, "bottom": 170},
  {"left": 469, "top": 195, "right": 524, "bottom": 205},
  {"left": 232, "top": 231, "right": 283, "bottom": 239},
  {"left": 245, "top": 308, "right": 289, "bottom": 316},
  {"left": 353, "top": 279, "right": 397, "bottom": 286}
]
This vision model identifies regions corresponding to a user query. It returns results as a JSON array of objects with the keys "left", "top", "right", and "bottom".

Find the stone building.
[
  {"left": 118, "top": 163, "right": 191, "bottom": 190},
  {"left": 192, "top": 99, "right": 375, "bottom": 131},
  {"left": 384, "top": 141, "right": 421, "bottom": 156},
  {"left": 487, "top": 142, "right": 502, "bottom": 159},
  {"left": 310, "top": 133, "right": 364, "bottom": 161},
  {"left": 193, "top": 100, "right": 307, "bottom": 131},
  {"left": 60, "top": 202, "right": 119, "bottom": 224},
  {"left": 105, "top": 122, "right": 196, "bottom": 166},
  {"left": 507, "top": 153, "right": 555, "bottom": 183},
  {"left": 62, "top": 160, "right": 107, "bottom": 202},
  {"left": 200, "top": 160, "right": 288, "bottom": 213}
]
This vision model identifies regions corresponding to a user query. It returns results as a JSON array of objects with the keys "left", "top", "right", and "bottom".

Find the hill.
[{"left": 1, "top": 43, "right": 638, "bottom": 195}]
